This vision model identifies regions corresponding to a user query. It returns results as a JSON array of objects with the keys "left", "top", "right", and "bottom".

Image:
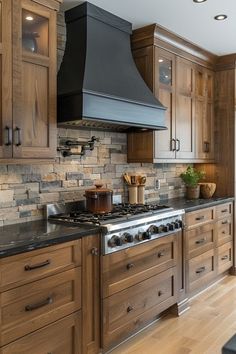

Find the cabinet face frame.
[
  {"left": 12, "top": 0, "right": 56, "bottom": 159},
  {"left": 0, "top": 0, "right": 12, "bottom": 159}
]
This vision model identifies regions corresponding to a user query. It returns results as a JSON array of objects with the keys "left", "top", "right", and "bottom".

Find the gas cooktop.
[{"left": 48, "top": 203, "right": 173, "bottom": 226}]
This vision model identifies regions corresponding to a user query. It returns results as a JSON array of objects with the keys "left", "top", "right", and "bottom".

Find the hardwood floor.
[{"left": 110, "top": 275, "right": 236, "bottom": 354}]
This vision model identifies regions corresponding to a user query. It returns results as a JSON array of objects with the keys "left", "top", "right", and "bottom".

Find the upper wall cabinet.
[
  {"left": 127, "top": 24, "right": 215, "bottom": 163},
  {"left": 0, "top": 0, "right": 61, "bottom": 161}
]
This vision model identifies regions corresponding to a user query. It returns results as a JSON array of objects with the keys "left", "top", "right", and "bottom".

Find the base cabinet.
[{"left": 185, "top": 202, "right": 233, "bottom": 296}]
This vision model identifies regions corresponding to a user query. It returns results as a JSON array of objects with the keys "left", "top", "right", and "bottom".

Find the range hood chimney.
[{"left": 57, "top": 2, "right": 166, "bottom": 131}]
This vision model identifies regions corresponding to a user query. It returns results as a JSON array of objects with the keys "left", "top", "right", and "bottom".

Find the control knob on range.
[
  {"left": 174, "top": 220, "right": 182, "bottom": 229},
  {"left": 147, "top": 225, "right": 159, "bottom": 235},
  {"left": 108, "top": 235, "right": 122, "bottom": 247},
  {"left": 123, "top": 232, "right": 134, "bottom": 243},
  {"left": 167, "top": 223, "right": 175, "bottom": 231},
  {"left": 142, "top": 231, "right": 152, "bottom": 240},
  {"left": 163, "top": 225, "right": 169, "bottom": 232}
]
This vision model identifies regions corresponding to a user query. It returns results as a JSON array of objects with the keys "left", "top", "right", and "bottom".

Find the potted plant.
[{"left": 180, "top": 166, "right": 205, "bottom": 199}]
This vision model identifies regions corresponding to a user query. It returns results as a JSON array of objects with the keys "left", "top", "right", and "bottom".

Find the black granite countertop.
[
  {"left": 164, "top": 196, "right": 234, "bottom": 212},
  {"left": 0, "top": 220, "right": 100, "bottom": 258}
]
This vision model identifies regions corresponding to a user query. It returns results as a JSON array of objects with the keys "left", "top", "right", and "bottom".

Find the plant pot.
[
  {"left": 186, "top": 185, "right": 200, "bottom": 200},
  {"left": 199, "top": 183, "right": 216, "bottom": 199}
]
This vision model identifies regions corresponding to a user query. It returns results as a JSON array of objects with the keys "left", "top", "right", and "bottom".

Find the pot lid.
[{"left": 85, "top": 184, "right": 113, "bottom": 195}]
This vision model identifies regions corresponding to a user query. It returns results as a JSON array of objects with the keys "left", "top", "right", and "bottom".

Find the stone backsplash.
[{"left": 0, "top": 127, "right": 187, "bottom": 226}]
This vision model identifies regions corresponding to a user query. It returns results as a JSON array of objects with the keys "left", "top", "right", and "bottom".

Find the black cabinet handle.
[
  {"left": 221, "top": 220, "right": 229, "bottom": 225},
  {"left": 158, "top": 290, "right": 163, "bottom": 297},
  {"left": 171, "top": 138, "right": 176, "bottom": 151},
  {"left": 195, "top": 238, "right": 206, "bottom": 245},
  {"left": 127, "top": 305, "right": 133, "bottom": 313},
  {"left": 127, "top": 263, "right": 135, "bottom": 270},
  {"left": 196, "top": 216, "right": 205, "bottom": 221},
  {"left": 221, "top": 209, "right": 228, "bottom": 213},
  {"left": 176, "top": 139, "right": 180, "bottom": 152},
  {"left": 196, "top": 266, "right": 206, "bottom": 274},
  {"left": 25, "top": 296, "right": 53, "bottom": 312},
  {"left": 15, "top": 127, "right": 22, "bottom": 146},
  {"left": 91, "top": 247, "right": 98, "bottom": 256},
  {"left": 157, "top": 251, "right": 165, "bottom": 258},
  {"left": 204, "top": 141, "right": 210, "bottom": 153},
  {"left": 5, "top": 126, "right": 12, "bottom": 146},
  {"left": 24, "top": 259, "right": 51, "bottom": 271},
  {"left": 221, "top": 255, "right": 228, "bottom": 261}
]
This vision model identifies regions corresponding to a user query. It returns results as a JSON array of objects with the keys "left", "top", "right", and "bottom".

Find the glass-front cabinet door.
[
  {"left": 12, "top": 0, "right": 56, "bottom": 159},
  {"left": 0, "top": 0, "right": 12, "bottom": 159},
  {"left": 154, "top": 47, "right": 176, "bottom": 160}
]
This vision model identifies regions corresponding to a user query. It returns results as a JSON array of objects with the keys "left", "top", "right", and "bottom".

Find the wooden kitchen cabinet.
[
  {"left": 0, "top": 234, "right": 101, "bottom": 354},
  {"left": 0, "top": 0, "right": 60, "bottom": 162},
  {"left": 184, "top": 202, "right": 233, "bottom": 296},
  {"left": 128, "top": 24, "right": 215, "bottom": 163}
]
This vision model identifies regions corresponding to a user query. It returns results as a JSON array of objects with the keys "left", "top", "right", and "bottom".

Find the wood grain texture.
[
  {"left": 0, "top": 267, "right": 81, "bottom": 345},
  {"left": 82, "top": 235, "right": 101, "bottom": 354},
  {"left": 109, "top": 275, "right": 236, "bottom": 354},
  {"left": 0, "top": 311, "right": 81, "bottom": 354}
]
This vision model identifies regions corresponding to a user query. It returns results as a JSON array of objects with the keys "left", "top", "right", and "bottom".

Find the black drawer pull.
[
  {"left": 195, "top": 238, "right": 206, "bottom": 245},
  {"left": 158, "top": 290, "right": 163, "bottom": 297},
  {"left": 91, "top": 247, "right": 98, "bottom": 256},
  {"left": 24, "top": 259, "right": 51, "bottom": 271},
  {"left": 157, "top": 251, "right": 165, "bottom": 258},
  {"left": 5, "top": 126, "right": 12, "bottom": 146},
  {"left": 221, "top": 255, "right": 229, "bottom": 261},
  {"left": 195, "top": 216, "right": 205, "bottom": 221},
  {"left": 25, "top": 296, "right": 53, "bottom": 312},
  {"left": 221, "top": 209, "right": 228, "bottom": 213},
  {"left": 127, "top": 305, "right": 133, "bottom": 313},
  {"left": 15, "top": 127, "right": 22, "bottom": 146},
  {"left": 196, "top": 266, "right": 206, "bottom": 274},
  {"left": 127, "top": 263, "right": 135, "bottom": 270},
  {"left": 221, "top": 220, "right": 229, "bottom": 225},
  {"left": 222, "top": 231, "right": 226, "bottom": 234}
]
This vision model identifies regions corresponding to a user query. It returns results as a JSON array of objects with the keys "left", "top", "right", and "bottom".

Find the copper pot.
[{"left": 85, "top": 184, "right": 113, "bottom": 214}]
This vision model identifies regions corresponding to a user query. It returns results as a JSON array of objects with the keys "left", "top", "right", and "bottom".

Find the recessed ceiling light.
[
  {"left": 193, "top": 0, "right": 207, "bottom": 3},
  {"left": 214, "top": 14, "right": 227, "bottom": 21},
  {"left": 25, "top": 15, "right": 34, "bottom": 21},
  {"left": 158, "top": 59, "right": 164, "bottom": 63}
]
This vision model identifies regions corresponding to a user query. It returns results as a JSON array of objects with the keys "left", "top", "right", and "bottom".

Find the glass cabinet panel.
[
  {"left": 22, "top": 9, "right": 49, "bottom": 56},
  {"left": 159, "top": 57, "right": 172, "bottom": 86}
]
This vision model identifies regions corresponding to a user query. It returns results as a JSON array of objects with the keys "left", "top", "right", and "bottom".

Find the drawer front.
[
  {"left": 0, "top": 267, "right": 81, "bottom": 346},
  {"left": 102, "top": 234, "right": 178, "bottom": 298},
  {"left": 0, "top": 240, "right": 81, "bottom": 291},
  {"left": 185, "top": 207, "right": 214, "bottom": 228},
  {"left": 217, "top": 242, "right": 233, "bottom": 274},
  {"left": 103, "top": 267, "right": 177, "bottom": 351},
  {"left": 216, "top": 217, "right": 233, "bottom": 246},
  {"left": 215, "top": 202, "right": 232, "bottom": 219},
  {"left": 1, "top": 311, "right": 81, "bottom": 354},
  {"left": 185, "top": 223, "right": 215, "bottom": 259},
  {"left": 187, "top": 249, "right": 216, "bottom": 293}
]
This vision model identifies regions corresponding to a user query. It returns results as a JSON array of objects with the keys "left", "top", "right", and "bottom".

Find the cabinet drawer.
[
  {"left": 185, "top": 207, "right": 214, "bottom": 228},
  {"left": 0, "top": 240, "right": 81, "bottom": 291},
  {"left": 0, "top": 311, "right": 81, "bottom": 354},
  {"left": 215, "top": 202, "right": 232, "bottom": 219},
  {"left": 102, "top": 234, "right": 178, "bottom": 298},
  {"left": 216, "top": 217, "right": 233, "bottom": 246},
  {"left": 217, "top": 242, "right": 233, "bottom": 274},
  {"left": 103, "top": 267, "right": 177, "bottom": 351},
  {"left": 0, "top": 267, "right": 81, "bottom": 346},
  {"left": 187, "top": 249, "right": 216, "bottom": 293},
  {"left": 185, "top": 223, "right": 215, "bottom": 259}
]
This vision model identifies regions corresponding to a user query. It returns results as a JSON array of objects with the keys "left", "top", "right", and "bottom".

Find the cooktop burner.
[{"left": 48, "top": 203, "right": 172, "bottom": 226}]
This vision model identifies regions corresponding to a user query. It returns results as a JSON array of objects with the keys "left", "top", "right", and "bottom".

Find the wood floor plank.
[{"left": 110, "top": 275, "right": 236, "bottom": 354}]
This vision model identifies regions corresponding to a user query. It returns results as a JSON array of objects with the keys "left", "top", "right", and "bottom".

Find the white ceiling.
[{"left": 61, "top": 0, "right": 236, "bottom": 56}]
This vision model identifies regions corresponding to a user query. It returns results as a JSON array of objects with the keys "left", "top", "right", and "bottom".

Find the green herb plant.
[{"left": 180, "top": 166, "right": 205, "bottom": 187}]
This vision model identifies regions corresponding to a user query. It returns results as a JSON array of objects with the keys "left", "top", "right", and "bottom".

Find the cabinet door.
[
  {"left": 175, "top": 57, "right": 195, "bottom": 159},
  {"left": 82, "top": 235, "right": 100, "bottom": 354},
  {"left": 195, "top": 66, "right": 214, "bottom": 160},
  {"left": 12, "top": 0, "right": 56, "bottom": 159},
  {"left": 0, "top": 0, "right": 12, "bottom": 158},
  {"left": 154, "top": 48, "right": 176, "bottom": 159}
]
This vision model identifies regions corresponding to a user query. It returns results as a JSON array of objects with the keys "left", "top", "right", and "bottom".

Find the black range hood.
[{"left": 57, "top": 2, "right": 166, "bottom": 131}]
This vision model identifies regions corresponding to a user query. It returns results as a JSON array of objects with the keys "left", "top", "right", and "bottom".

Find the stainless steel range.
[{"left": 47, "top": 202, "right": 185, "bottom": 254}]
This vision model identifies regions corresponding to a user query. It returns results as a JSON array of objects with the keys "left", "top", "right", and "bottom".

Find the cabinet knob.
[
  {"left": 127, "top": 305, "right": 133, "bottom": 313},
  {"left": 158, "top": 290, "right": 163, "bottom": 297},
  {"left": 127, "top": 263, "right": 135, "bottom": 270},
  {"left": 221, "top": 255, "right": 228, "bottom": 261},
  {"left": 157, "top": 251, "right": 165, "bottom": 258},
  {"left": 91, "top": 247, "right": 99, "bottom": 256}
]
